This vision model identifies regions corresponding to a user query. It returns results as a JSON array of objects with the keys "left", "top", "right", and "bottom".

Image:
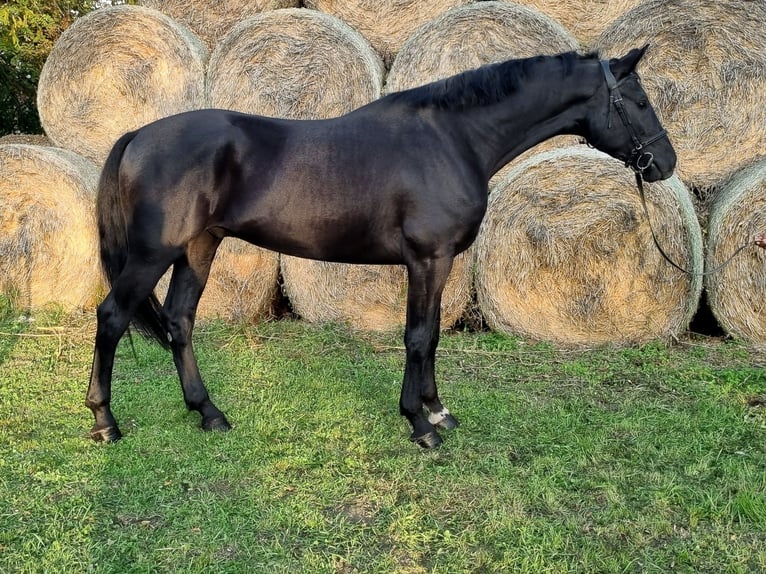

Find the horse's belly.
[{"left": 231, "top": 216, "right": 404, "bottom": 265}]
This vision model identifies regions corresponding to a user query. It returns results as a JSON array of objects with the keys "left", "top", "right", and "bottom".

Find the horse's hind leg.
[
  {"left": 401, "top": 255, "right": 460, "bottom": 448},
  {"left": 163, "top": 232, "right": 231, "bottom": 432},
  {"left": 87, "top": 258, "right": 174, "bottom": 442}
]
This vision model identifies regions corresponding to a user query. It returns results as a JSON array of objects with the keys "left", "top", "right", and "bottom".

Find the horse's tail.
[{"left": 96, "top": 131, "right": 171, "bottom": 350}]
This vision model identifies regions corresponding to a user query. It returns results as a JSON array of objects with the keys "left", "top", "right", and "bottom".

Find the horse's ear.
[{"left": 611, "top": 44, "right": 649, "bottom": 79}]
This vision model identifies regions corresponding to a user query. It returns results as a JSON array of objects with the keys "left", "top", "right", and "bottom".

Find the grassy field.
[{"left": 1, "top": 307, "right": 765, "bottom": 573}]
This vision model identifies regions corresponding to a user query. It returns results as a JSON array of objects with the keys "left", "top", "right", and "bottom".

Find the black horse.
[{"left": 86, "top": 46, "right": 676, "bottom": 447}]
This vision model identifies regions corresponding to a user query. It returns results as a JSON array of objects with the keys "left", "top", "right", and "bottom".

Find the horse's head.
[{"left": 585, "top": 45, "right": 676, "bottom": 182}]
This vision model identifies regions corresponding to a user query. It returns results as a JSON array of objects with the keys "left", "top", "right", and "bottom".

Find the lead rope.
[
  {"left": 634, "top": 171, "right": 757, "bottom": 276},
  {"left": 598, "top": 59, "right": 760, "bottom": 274}
]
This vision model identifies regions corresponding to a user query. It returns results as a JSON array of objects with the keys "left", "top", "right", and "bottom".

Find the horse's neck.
[{"left": 463, "top": 65, "right": 598, "bottom": 180}]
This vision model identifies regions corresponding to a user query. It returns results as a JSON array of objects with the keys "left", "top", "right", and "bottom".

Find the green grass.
[{"left": 1, "top": 311, "right": 765, "bottom": 573}]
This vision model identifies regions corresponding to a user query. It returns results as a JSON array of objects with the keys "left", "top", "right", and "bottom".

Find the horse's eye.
[{"left": 638, "top": 100, "right": 648, "bottom": 108}]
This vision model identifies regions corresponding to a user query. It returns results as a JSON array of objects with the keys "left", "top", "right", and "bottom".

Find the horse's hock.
[
  {"left": 475, "top": 146, "right": 703, "bottom": 346},
  {"left": 706, "top": 158, "right": 766, "bottom": 349},
  {"left": 0, "top": 144, "right": 102, "bottom": 311}
]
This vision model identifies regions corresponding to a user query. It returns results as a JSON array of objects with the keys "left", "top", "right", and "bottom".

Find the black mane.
[{"left": 387, "top": 51, "right": 599, "bottom": 110}]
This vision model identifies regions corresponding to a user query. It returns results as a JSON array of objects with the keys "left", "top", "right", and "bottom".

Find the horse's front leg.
[{"left": 401, "top": 255, "right": 460, "bottom": 448}]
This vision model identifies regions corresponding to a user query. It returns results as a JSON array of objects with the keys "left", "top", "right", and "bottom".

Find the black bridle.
[
  {"left": 599, "top": 60, "right": 755, "bottom": 275},
  {"left": 600, "top": 59, "right": 668, "bottom": 175}
]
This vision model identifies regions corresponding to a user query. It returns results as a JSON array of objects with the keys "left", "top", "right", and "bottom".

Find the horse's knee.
[
  {"left": 404, "top": 327, "right": 438, "bottom": 362},
  {"left": 95, "top": 299, "right": 129, "bottom": 345}
]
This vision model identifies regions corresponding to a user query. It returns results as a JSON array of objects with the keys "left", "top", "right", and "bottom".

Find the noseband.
[{"left": 600, "top": 60, "right": 667, "bottom": 175}]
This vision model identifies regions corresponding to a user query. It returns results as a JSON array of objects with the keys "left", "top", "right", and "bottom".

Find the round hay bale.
[
  {"left": 37, "top": 5, "right": 207, "bottom": 166},
  {"left": 593, "top": 0, "right": 766, "bottom": 191},
  {"left": 474, "top": 146, "right": 703, "bottom": 346},
  {"left": 511, "top": 0, "right": 643, "bottom": 47},
  {"left": 156, "top": 238, "right": 279, "bottom": 324},
  {"left": 705, "top": 157, "right": 766, "bottom": 347},
  {"left": 303, "top": 0, "right": 472, "bottom": 66},
  {"left": 281, "top": 253, "right": 474, "bottom": 332},
  {"left": 386, "top": 1, "right": 581, "bottom": 178},
  {"left": 139, "top": 0, "right": 300, "bottom": 51},
  {"left": 0, "top": 144, "right": 101, "bottom": 311},
  {"left": 387, "top": 2, "right": 579, "bottom": 89},
  {"left": 207, "top": 8, "right": 384, "bottom": 117}
]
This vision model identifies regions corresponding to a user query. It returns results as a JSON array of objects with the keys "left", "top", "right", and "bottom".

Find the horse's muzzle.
[{"left": 639, "top": 162, "right": 672, "bottom": 182}]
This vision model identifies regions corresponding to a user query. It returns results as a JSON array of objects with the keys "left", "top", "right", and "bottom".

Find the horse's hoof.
[
  {"left": 434, "top": 413, "right": 460, "bottom": 431},
  {"left": 410, "top": 430, "right": 443, "bottom": 449},
  {"left": 202, "top": 415, "right": 232, "bottom": 432},
  {"left": 90, "top": 426, "right": 122, "bottom": 443}
]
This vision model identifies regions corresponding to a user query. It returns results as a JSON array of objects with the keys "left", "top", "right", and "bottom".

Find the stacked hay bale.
[
  {"left": 0, "top": 145, "right": 102, "bottom": 311},
  {"left": 303, "top": 0, "right": 472, "bottom": 66},
  {"left": 37, "top": 5, "right": 207, "bottom": 166},
  {"left": 139, "top": 0, "right": 300, "bottom": 51},
  {"left": 705, "top": 158, "right": 766, "bottom": 348},
  {"left": 595, "top": 0, "right": 766, "bottom": 344},
  {"left": 593, "top": 0, "right": 766, "bottom": 193},
  {"left": 0, "top": 135, "right": 52, "bottom": 146},
  {"left": 387, "top": 2, "right": 579, "bottom": 88},
  {"left": 511, "top": 0, "right": 643, "bottom": 47},
  {"left": 386, "top": 1, "right": 581, "bottom": 180},
  {"left": 19, "top": 0, "right": 765, "bottom": 344},
  {"left": 207, "top": 9, "right": 383, "bottom": 117},
  {"left": 474, "top": 147, "right": 703, "bottom": 346}
]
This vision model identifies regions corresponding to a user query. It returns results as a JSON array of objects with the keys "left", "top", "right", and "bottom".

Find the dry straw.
[
  {"left": 140, "top": 0, "right": 299, "bottom": 51},
  {"left": 37, "top": 5, "right": 207, "bottom": 166},
  {"left": 474, "top": 146, "right": 703, "bottom": 346},
  {"left": 0, "top": 135, "right": 52, "bottom": 146},
  {"left": 594, "top": 0, "right": 766, "bottom": 192},
  {"left": 0, "top": 144, "right": 102, "bottom": 311},
  {"left": 303, "top": 0, "right": 471, "bottom": 66},
  {"left": 705, "top": 157, "right": 766, "bottom": 348},
  {"left": 512, "top": 0, "right": 643, "bottom": 47},
  {"left": 386, "top": 1, "right": 581, "bottom": 182}
]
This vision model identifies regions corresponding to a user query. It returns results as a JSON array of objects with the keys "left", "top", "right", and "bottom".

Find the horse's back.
[{"left": 116, "top": 106, "right": 486, "bottom": 263}]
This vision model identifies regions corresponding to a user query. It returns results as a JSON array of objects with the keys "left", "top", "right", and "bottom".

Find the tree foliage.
[{"left": 0, "top": 1, "right": 112, "bottom": 135}]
